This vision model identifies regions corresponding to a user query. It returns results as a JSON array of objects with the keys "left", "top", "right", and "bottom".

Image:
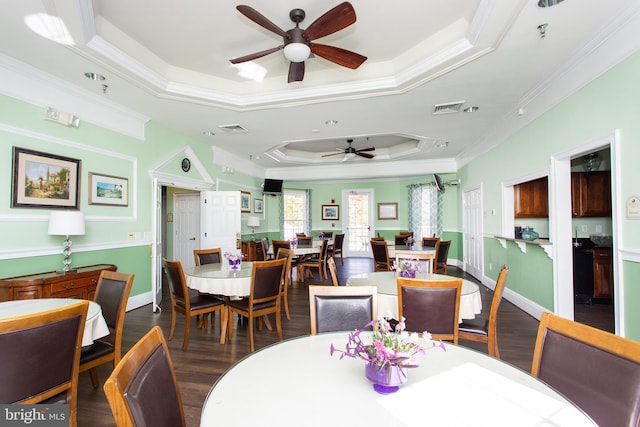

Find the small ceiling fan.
[
  {"left": 322, "top": 139, "right": 375, "bottom": 161},
  {"left": 230, "top": 2, "right": 367, "bottom": 83}
]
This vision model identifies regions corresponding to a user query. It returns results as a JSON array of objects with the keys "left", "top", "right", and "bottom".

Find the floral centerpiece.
[
  {"left": 330, "top": 317, "right": 446, "bottom": 394},
  {"left": 395, "top": 258, "right": 421, "bottom": 278},
  {"left": 223, "top": 251, "right": 244, "bottom": 270},
  {"left": 290, "top": 237, "right": 298, "bottom": 248},
  {"left": 318, "top": 232, "right": 325, "bottom": 240},
  {"left": 404, "top": 236, "right": 415, "bottom": 247}
]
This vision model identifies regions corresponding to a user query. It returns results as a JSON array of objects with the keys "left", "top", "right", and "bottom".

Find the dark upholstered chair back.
[
  {"left": 436, "top": 240, "right": 451, "bottom": 263},
  {"left": 252, "top": 258, "right": 286, "bottom": 302},
  {"left": 370, "top": 240, "right": 391, "bottom": 271},
  {"left": 193, "top": 248, "right": 222, "bottom": 266},
  {"left": 272, "top": 240, "right": 291, "bottom": 257},
  {"left": 421, "top": 237, "right": 440, "bottom": 248},
  {"left": 104, "top": 326, "right": 186, "bottom": 427},
  {"left": 163, "top": 259, "right": 187, "bottom": 302},
  {"left": 297, "top": 236, "right": 313, "bottom": 247},
  {"left": 308, "top": 285, "right": 377, "bottom": 334},
  {"left": 532, "top": 312, "right": 640, "bottom": 427},
  {"left": 397, "top": 278, "right": 462, "bottom": 343},
  {"left": 0, "top": 301, "right": 88, "bottom": 426},
  {"left": 333, "top": 233, "right": 345, "bottom": 249},
  {"left": 394, "top": 233, "right": 413, "bottom": 245},
  {"left": 95, "top": 272, "right": 132, "bottom": 330}
]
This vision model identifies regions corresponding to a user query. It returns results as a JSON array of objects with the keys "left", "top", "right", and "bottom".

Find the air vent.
[
  {"left": 218, "top": 124, "right": 249, "bottom": 133},
  {"left": 432, "top": 102, "right": 465, "bottom": 115}
]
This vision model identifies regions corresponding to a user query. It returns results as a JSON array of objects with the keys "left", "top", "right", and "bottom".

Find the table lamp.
[
  {"left": 247, "top": 216, "right": 260, "bottom": 241},
  {"left": 48, "top": 211, "right": 85, "bottom": 274}
]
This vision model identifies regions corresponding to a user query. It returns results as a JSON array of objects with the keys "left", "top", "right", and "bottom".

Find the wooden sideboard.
[{"left": 0, "top": 264, "right": 117, "bottom": 301}]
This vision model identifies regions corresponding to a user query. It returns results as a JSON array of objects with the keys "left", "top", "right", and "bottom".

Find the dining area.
[{"left": 49, "top": 253, "right": 638, "bottom": 426}]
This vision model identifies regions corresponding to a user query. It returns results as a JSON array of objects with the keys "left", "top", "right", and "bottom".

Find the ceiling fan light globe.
[
  {"left": 345, "top": 152, "right": 356, "bottom": 160},
  {"left": 284, "top": 43, "right": 310, "bottom": 63}
]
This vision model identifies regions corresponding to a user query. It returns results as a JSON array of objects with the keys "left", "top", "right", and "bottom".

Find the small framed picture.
[
  {"left": 377, "top": 202, "right": 398, "bottom": 220},
  {"left": 254, "top": 198, "right": 263, "bottom": 213},
  {"left": 11, "top": 146, "right": 81, "bottom": 209},
  {"left": 241, "top": 191, "right": 251, "bottom": 213},
  {"left": 88, "top": 172, "right": 128, "bottom": 206},
  {"left": 321, "top": 204, "right": 340, "bottom": 220}
]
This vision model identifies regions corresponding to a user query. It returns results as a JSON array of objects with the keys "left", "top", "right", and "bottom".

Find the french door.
[{"left": 342, "top": 189, "right": 374, "bottom": 258}]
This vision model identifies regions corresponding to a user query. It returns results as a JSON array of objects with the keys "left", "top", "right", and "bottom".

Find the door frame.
[
  {"left": 462, "top": 185, "right": 483, "bottom": 279},
  {"left": 549, "top": 130, "right": 621, "bottom": 334},
  {"left": 342, "top": 188, "right": 375, "bottom": 258}
]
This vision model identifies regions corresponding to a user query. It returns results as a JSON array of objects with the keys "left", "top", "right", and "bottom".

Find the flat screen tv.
[{"left": 263, "top": 178, "right": 283, "bottom": 195}]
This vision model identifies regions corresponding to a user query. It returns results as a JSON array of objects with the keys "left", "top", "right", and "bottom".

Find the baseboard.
[{"left": 126, "top": 291, "right": 154, "bottom": 312}]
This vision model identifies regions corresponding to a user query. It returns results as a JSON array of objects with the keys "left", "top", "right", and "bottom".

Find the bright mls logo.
[{"left": 0, "top": 405, "right": 68, "bottom": 426}]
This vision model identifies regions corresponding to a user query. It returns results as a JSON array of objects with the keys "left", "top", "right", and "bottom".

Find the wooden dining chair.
[
  {"left": 329, "top": 233, "right": 345, "bottom": 265},
  {"left": 0, "top": 300, "right": 89, "bottom": 427},
  {"left": 531, "top": 312, "right": 640, "bottom": 427},
  {"left": 308, "top": 285, "right": 377, "bottom": 334},
  {"left": 79, "top": 270, "right": 135, "bottom": 388},
  {"left": 296, "top": 236, "right": 313, "bottom": 247},
  {"left": 397, "top": 277, "right": 462, "bottom": 343},
  {"left": 433, "top": 240, "right": 451, "bottom": 274},
  {"left": 104, "top": 326, "right": 186, "bottom": 427},
  {"left": 458, "top": 265, "right": 508, "bottom": 358},
  {"left": 226, "top": 258, "right": 287, "bottom": 352},
  {"left": 301, "top": 238, "right": 329, "bottom": 281},
  {"left": 421, "top": 236, "right": 440, "bottom": 249},
  {"left": 370, "top": 239, "right": 392, "bottom": 272},
  {"left": 327, "top": 257, "right": 340, "bottom": 286},
  {"left": 193, "top": 247, "right": 222, "bottom": 266},
  {"left": 275, "top": 247, "right": 294, "bottom": 320},
  {"left": 162, "top": 258, "right": 227, "bottom": 350}
]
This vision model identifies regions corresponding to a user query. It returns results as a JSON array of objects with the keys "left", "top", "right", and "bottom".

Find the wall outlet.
[
  {"left": 595, "top": 224, "right": 602, "bottom": 233},
  {"left": 581, "top": 225, "right": 588, "bottom": 232},
  {"left": 127, "top": 232, "right": 135, "bottom": 241},
  {"left": 489, "top": 263, "right": 493, "bottom": 271}
]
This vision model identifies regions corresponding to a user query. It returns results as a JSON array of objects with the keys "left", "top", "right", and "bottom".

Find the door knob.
[{"left": 189, "top": 237, "right": 196, "bottom": 241}]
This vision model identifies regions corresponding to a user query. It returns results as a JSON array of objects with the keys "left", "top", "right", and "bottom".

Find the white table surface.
[
  {"left": 0, "top": 298, "right": 110, "bottom": 346},
  {"left": 201, "top": 333, "right": 595, "bottom": 427},
  {"left": 346, "top": 271, "right": 482, "bottom": 322},
  {"left": 184, "top": 262, "right": 253, "bottom": 296}
]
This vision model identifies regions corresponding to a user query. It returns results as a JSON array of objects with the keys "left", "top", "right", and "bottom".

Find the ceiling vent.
[
  {"left": 218, "top": 124, "right": 249, "bottom": 133},
  {"left": 432, "top": 102, "right": 465, "bottom": 115}
]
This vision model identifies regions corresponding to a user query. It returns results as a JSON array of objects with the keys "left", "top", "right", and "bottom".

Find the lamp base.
[{"left": 56, "top": 268, "right": 78, "bottom": 275}]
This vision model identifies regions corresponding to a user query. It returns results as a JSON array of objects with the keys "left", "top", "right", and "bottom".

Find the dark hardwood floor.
[{"left": 77, "top": 258, "right": 544, "bottom": 427}]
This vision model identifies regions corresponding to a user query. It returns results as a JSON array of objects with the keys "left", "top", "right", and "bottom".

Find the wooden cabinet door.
[
  {"left": 571, "top": 172, "right": 611, "bottom": 217},
  {"left": 592, "top": 248, "right": 613, "bottom": 298},
  {"left": 514, "top": 177, "right": 548, "bottom": 218}
]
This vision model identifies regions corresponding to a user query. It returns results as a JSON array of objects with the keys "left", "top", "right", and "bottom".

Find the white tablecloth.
[
  {"left": 201, "top": 333, "right": 595, "bottom": 426},
  {"left": 184, "top": 262, "right": 253, "bottom": 296},
  {"left": 388, "top": 245, "right": 437, "bottom": 272},
  {"left": 0, "top": 298, "right": 110, "bottom": 346},
  {"left": 346, "top": 272, "right": 482, "bottom": 322}
]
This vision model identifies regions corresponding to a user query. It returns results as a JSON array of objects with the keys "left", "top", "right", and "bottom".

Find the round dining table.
[
  {"left": 346, "top": 271, "right": 482, "bottom": 322},
  {"left": 0, "top": 298, "right": 110, "bottom": 346},
  {"left": 200, "top": 332, "right": 595, "bottom": 426},
  {"left": 184, "top": 261, "right": 254, "bottom": 296}
]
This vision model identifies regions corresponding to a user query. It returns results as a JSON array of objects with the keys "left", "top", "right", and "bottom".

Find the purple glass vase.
[
  {"left": 399, "top": 270, "right": 416, "bottom": 278},
  {"left": 229, "top": 259, "right": 240, "bottom": 270},
  {"left": 365, "top": 363, "right": 408, "bottom": 394}
]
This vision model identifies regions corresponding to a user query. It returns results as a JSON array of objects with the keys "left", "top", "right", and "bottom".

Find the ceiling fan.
[
  {"left": 322, "top": 139, "right": 375, "bottom": 161},
  {"left": 230, "top": 2, "right": 367, "bottom": 83}
]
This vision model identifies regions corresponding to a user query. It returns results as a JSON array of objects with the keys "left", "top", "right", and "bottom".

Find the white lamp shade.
[
  {"left": 247, "top": 216, "right": 260, "bottom": 227},
  {"left": 284, "top": 43, "right": 311, "bottom": 63},
  {"left": 48, "top": 211, "right": 86, "bottom": 236}
]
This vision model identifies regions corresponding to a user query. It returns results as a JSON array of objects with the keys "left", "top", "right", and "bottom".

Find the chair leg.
[
  {"left": 89, "top": 367, "right": 100, "bottom": 389},
  {"left": 219, "top": 308, "right": 228, "bottom": 344},
  {"left": 182, "top": 314, "right": 191, "bottom": 350},
  {"left": 169, "top": 308, "right": 177, "bottom": 341},
  {"left": 248, "top": 315, "right": 255, "bottom": 352},
  {"left": 275, "top": 310, "right": 283, "bottom": 343},
  {"left": 283, "top": 293, "right": 290, "bottom": 320}
]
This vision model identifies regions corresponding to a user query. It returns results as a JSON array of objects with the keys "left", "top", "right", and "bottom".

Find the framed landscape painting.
[
  {"left": 11, "top": 146, "right": 80, "bottom": 209},
  {"left": 241, "top": 191, "right": 251, "bottom": 213},
  {"left": 321, "top": 204, "right": 339, "bottom": 220},
  {"left": 88, "top": 172, "right": 128, "bottom": 206}
]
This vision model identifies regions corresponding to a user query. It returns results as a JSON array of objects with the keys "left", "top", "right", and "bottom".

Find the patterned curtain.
[
  {"left": 305, "top": 189, "right": 312, "bottom": 235},
  {"left": 407, "top": 184, "right": 423, "bottom": 240},
  {"left": 278, "top": 194, "right": 284, "bottom": 239},
  {"left": 407, "top": 183, "right": 442, "bottom": 240}
]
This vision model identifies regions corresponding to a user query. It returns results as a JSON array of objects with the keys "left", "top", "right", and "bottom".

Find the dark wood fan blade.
[
  {"left": 321, "top": 152, "right": 346, "bottom": 157},
  {"left": 236, "top": 5, "right": 290, "bottom": 39},
  {"left": 356, "top": 147, "right": 375, "bottom": 152},
  {"left": 288, "top": 61, "right": 305, "bottom": 83},
  {"left": 310, "top": 43, "right": 367, "bottom": 69},
  {"left": 356, "top": 152, "right": 375, "bottom": 159},
  {"left": 302, "top": 2, "right": 356, "bottom": 41},
  {"left": 229, "top": 46, "right": 283, "bottom": 64}
]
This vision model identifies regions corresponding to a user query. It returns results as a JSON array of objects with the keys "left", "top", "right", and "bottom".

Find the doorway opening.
[{"left": 342, "top": 189, "right": 374, "bottom": 258}]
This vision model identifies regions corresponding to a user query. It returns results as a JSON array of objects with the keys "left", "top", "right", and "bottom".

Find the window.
[
  {"left": 420, "top": 185, "right": 439, "bottom": 238},
  {"left": 283, "top": 190, "right": 308, "bottom": 239}
]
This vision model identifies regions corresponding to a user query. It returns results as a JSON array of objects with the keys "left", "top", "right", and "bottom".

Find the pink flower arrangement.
[{"left": 330, "top": 317, "right": 446, "bottom": 371}]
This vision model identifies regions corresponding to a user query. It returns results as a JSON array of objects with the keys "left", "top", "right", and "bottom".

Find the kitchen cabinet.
[
  {"left": 591, "top": 247, "right": 613, "bottom": 299},
  {"left": 0, "top": 264, "right": 117, "bottom": 301},
  {"left": 514, "top": 177, "right": 548, "bottom": 218},
  {"left": 571, "top": 172, "right": 611, "bottom": 217},
  {"left": 241, "top": 240, "right": 266, "bottom": 261},
  {"left": 573, "top": 247, "right": 612, "bottom": 300}
]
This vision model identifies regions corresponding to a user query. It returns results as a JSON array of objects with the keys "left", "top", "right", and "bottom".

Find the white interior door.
[
  {"left": 201, "top": 191, "right": 241, "bottom": 255},
  {"left": 342, "top": 189, "right": 374, "bottom": 258},
  {"left": 173, "top": 193, "right": 201, "bottom": 269},
  {"left": 463, "top": 186, "right": 483, "bottom": 279}
]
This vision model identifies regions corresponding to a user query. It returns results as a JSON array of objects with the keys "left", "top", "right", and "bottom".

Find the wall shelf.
[{"left": 494, "top": 236, "right": 553, "bottom": 259}]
